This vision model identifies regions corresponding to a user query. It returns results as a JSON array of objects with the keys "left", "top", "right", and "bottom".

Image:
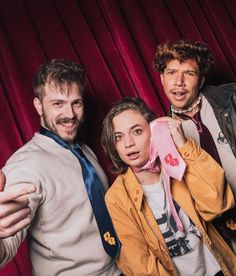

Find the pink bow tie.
[{"left": 132, "top": 121, "right": 186, "bottom": 232}]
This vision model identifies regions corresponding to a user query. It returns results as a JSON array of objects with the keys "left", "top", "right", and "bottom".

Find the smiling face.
[
  {"left": 112, "top": 109, "right": 151, "bottom": 168},
  {"left": 34, "top": 81, "right": 84, "bottom": 144},
  {"left": 161, "top": 59, "right": 204, "bottom": 114}
]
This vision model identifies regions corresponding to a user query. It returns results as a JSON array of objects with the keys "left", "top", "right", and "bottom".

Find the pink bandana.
[{"left": 132, "top": 121, "right": 186, "bottom": 232}]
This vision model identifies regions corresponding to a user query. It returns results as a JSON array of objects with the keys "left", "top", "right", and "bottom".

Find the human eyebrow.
[
  {"left": 50, "top": 99, "right": 64, "bottom": 105},
  {"left": 165, "top": 68, "right": 176, "bottom": 72},
  {"left": 130, "top": 124, "right": 142, "bottom": 129},
  {"left": 184, "top": 69, "right": 199, "bottom": 75},
  {"left": 114, "top": 123, "right": 147, "bottom": 135}
]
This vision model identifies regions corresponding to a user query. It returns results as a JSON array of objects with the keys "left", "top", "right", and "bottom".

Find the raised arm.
[
  {"left": 177, "top": 139, "right": 234, "bottom": 221},
  {"left": 156, "top": 117, "right": 234, "bottom": 220}
]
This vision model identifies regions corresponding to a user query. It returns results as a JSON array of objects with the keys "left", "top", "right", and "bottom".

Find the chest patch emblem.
[
  {"left": 217, "top": 131, "right": 228, "bottom": 145},
  {"left": 104, "top": 231, "right": 116, "bottom": 245}
]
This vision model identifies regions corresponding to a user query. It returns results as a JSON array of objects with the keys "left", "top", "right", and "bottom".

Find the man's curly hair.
[{"left": 153, "top": 40, "right": 214, "bottom": 76}]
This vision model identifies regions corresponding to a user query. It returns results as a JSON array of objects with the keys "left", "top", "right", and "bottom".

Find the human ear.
[
  {"left": 199, "top": 76, "right": 205, "bottom": 89},
  {"left": 33, "top": 97, "right": 43, "bottom": 116},
  {"left": 160, "top": 74, "right": 164, "bottom": 85}
]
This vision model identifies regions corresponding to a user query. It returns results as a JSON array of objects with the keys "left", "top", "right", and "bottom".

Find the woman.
[{"left": 102, "top": 97, "right": 235, "bottom": 276}]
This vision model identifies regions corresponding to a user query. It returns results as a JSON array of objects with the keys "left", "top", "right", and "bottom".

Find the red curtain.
[{"left": 0, "top": 0, "right": 235, "bottom": 275}]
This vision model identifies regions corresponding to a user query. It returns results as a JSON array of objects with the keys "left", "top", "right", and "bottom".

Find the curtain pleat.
[{"left": 0, "top": 0, "right": 235, "bottom": 275}]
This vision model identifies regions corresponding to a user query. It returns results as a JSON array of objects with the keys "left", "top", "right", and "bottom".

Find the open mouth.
[
  {"left": 127, "top": 152, "right": 139, "bottom": 160},
  {"left": 61, "top": 122, "right": 75, "bottom": 128},
  {"left": 57, "top": 119, "right": 79, "bottom": 130},
  {"left": 171, "top": 90, "right": 187, "bottom": 100},
  {"left": 58, "top": 122, "right": 79, "bottom": 135}
]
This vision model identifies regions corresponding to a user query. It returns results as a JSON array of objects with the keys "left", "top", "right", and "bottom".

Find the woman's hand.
[{"left": 156, "top": 117, "right": 187, "bottom": 148}]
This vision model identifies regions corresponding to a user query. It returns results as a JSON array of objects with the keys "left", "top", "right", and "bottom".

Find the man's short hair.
[
  {"left": 153, "top": 40, "right": 214, "bottom": 77},
  {"left": 33, "top": 59, "right": 86, "bottom": 101}
]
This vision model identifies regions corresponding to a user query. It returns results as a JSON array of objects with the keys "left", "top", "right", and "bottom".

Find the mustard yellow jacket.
[{"left": 105, "top": 140, "right": 236, "bottom": 276}]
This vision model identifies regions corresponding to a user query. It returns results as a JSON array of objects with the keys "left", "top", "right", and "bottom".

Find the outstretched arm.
[{"left": 0, "top": 170, "right": 35, "bottom": 261}]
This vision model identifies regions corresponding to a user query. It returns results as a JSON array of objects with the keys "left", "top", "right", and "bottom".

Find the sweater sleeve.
[
  {"left": 0, "top": 154, "right": 43, "bottom": 268},
  {"left": 178, "top": 139, "right": 234, "bottom": 221}
]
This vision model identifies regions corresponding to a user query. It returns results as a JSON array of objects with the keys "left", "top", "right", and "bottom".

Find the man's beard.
[{"left": 42, "top": 112, "right": 81, "bottom": 144}]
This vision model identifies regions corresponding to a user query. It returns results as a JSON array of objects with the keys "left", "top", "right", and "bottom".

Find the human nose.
[
  {"left": 174, "top": 73, "right": 185, "bottom": 86},
  {"left": 64, "top": 104, "right": 75, "bottom": 118},
  {"left": 124, "top": 135, "right": 135, "bottom": 148}
]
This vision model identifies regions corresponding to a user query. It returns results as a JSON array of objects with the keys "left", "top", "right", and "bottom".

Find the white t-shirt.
[{"left": 142, "top": 177, "right": 221, "bottom": 276}]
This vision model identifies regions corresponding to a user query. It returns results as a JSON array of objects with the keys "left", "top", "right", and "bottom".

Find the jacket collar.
[
  {"left": 203, "top": 83, "right": 235, "bottom": 109},
  {"left": 121, "top": 168, "right": 173, "bottom": 253},
  {"left": 122, "top": 167, "right": 144, "bottom": 210}
]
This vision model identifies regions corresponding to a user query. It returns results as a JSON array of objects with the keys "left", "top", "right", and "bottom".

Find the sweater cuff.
[{"left": 177, "top": 139, "right": 201, "bottom": 161}]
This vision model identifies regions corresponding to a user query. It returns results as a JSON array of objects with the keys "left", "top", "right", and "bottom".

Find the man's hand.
[{"left": 0, "top": 170, "right": 36, "bottom": 238}]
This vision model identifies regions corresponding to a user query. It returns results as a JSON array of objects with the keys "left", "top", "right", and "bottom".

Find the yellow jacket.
[{"left": 105, "top": 139, "right": 236, "bottom": 276}]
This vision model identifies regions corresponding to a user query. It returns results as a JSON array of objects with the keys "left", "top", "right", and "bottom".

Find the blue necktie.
[{"left": 39, "top": 127, "right": 121, "bottom": 259}]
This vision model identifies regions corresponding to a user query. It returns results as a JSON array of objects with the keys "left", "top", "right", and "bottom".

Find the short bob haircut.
[
  {"left": 102, "top": 97, "right": 156, "bottom": 175},
  {"left": 153, "top": 40, "right": 214, "bottom": 77}
]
